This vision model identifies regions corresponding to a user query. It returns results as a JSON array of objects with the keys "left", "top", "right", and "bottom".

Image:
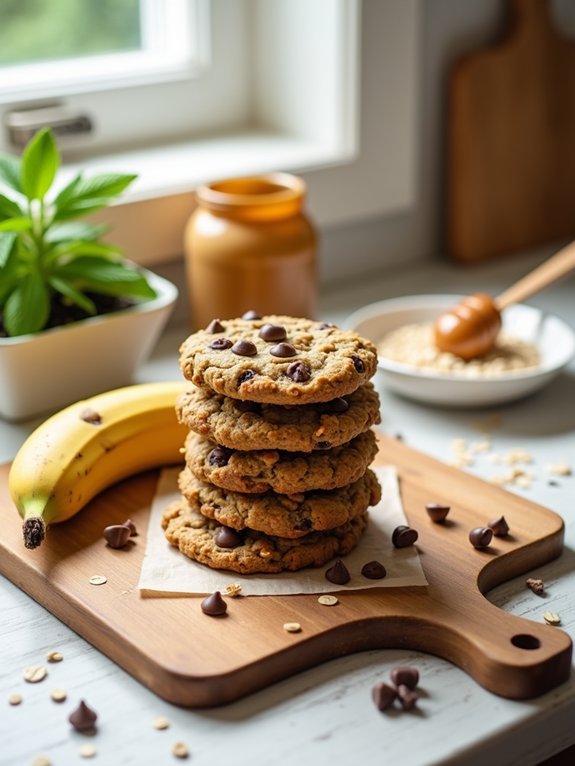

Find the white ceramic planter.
[{"left": 0, "top": 270, "right": 178, "bottom": 421}]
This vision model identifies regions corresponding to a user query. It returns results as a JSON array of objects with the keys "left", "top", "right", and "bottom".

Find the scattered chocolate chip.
[
  {"left": 242, "top": 310, "right": 261, "bottom": 320},
  {"left": 351, "top": 354, "right": 365, "bottom": 373},
  {"left": 425, "top": 503, "right": 450, "bottom": 523},
  {"left": 325, "top": 559, "right": 351, "bottom": 585},
  {"left": 270, "top": 342, "right": 297, "bottom": 358},
  {"left": 286, "top": 361, "right": 311, "bottom": 382},
  {"left": 208, "top": 446, "right": 233, "bottom": 467},
  {"left": 237, "top": 369, "right": 256, "bottom": 385},
  {"left": 392, "top": 525, "right": 419, "bottom": 548},
  {"left": 548, "top": 480, "right": 560, "bottom": 487},
  {"left": 390, "top": 666, "right": 419, "bottom": 689},
  {"left": 469, "top": 526, "right": 493, "bottom": 549},
  {"left": 372, "top": 682, "right": 397, "bottom": 711},
  {"left": 316, "top": 441, "right": 332, "bottom": 450},
  {"left": 123, "top": 518, "right": 138, "bottom": 536},
  {"left": 396, "top": 684, "right": 418, "bottom": 710},
  {"left": 69, "top": 700, "right": 98, "bottom": 732},
  {"left": 361, "top": 560, "right": 387, "bottom": 579},
  {"left": 209, "top": 338, "right": 233, "bottom": 351},
  {"left": 80, "top": 408, "right": 102, "bottom": 425},
  {"left": 201, "top": 591, "right": 228, "bottom": 616},
  {"left": 103, "top": 524, "right": 131, "bottom": 549},
  {"left": 205, "top": 318, "right": 224, "bottom": 333},
  {"left": 259, "top": 323, "right": 287, "bottom": 342},
  {"left": 526, "top": 577, "right": 545, "bottom": 595},
  {"left": 321, "top": 397, "right": 349, "bottom": 414},
  {"left": 232, "top": 340, "right": 257, "bottom": 356},
  {"left": 488, "top": 515, "right": 510, "bottom": 536},
  {"left": 215, "top": 526, "right": 243, "bottom": 549},
  {"left": 235, "top": 398, "right": 259, "bottom": 412}
]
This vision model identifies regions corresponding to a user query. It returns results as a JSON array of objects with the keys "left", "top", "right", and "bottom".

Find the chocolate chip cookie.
[
  {"left": 176, "top": 382, "right": 381, "bottom": 452},
  {"left": 178, "top": 467, "right": 381, "bottom": 538},
  {"left": 179, "top": 315, "right": 378, "bottom": 405},
  {"left": 162, "top": 499, "right": 369, "bottom": 574},
  {"left": 184, "top": 429, "right": 378, "bottom": 494}
]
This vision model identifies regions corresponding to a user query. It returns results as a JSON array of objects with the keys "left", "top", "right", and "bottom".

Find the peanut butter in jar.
[{"left": 184, "top": 173, "right": 317, "bottom": 329}]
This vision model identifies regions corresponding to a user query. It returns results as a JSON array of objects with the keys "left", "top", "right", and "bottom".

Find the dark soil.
[{"left": 0, "top": 293, "right": 135, "bottom": 338}]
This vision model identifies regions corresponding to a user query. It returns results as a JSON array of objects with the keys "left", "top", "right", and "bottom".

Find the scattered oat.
[
  {"left": 470, "top": 440, "right": 491, "bottom": 453},
  {"left": 526, "top": 578, "right": 545, "bottom": 596},
  {"left": 451, "top": 438, "right": 467, "bottom": 452},
  {"left": 224, "top": 583, "right": 242, "bottom": 598},
  {"left": 8, "top": 693, "right": 22, "bottom": 705},
  {"left": 32, "top": 757, "right": 52, "bottom": 766},
  {"left": 486, "top": 453, "right": 502, "bottom": 463},
  {"left": 172, "top": 741, "right": 190, "bottom": 759},
  {"left": 154, "top": 716, "right": 170, "bottom": 730},
  {"left": 78, "top": 744, "right": 97, "bottom": 758},
  {"left": 514, "top": 475, "right": 533, "bottom": 489},
  {"left": 503, "top": 448, "right": 533, "bottom": 464},
  {"left": 283, "top": 622, "right": 302, "bottom": 633},
  {"left": 23, "top": 665, "right": 47, "bottom": 683},
  {"left": 543, "top": 611, "right": 561, "bottom": 626},
  {"left": 545, "top": 463, "right": 572, "bottom": 477},
  {"left": 89, "top": 575, "right": 107, "bottom": 586},
  {"left": 50, "top": 688, "right": 67, "bottom": 703},
  {"left": 46, "top": 650, "right": 63, "bottom": 663},
  {"left": 318, "top": 595, "right": 339, "bottom": 606}
]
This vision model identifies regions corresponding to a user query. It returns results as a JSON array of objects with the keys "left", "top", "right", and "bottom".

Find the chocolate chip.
[
  {"left": 293, "top": 518, "right": 313, "bottom": 532},
  {"left": 209, "top": 338, "right": 232, "bottom": 351},
  {"left": 316, "top": 441, "right": 332, "bottom": 450},
  {"left": 122, "top": 518, "right": 138, "bottom": 536},
  {"left": 488, "top": 515, "right": 510, "bottom": 537},
  {"left": 103, "top": 524, "right": 131, "bottom": 549},
  {"left": 425, "top": 503, "right": 450, "bottom": 523},
  {"left": 205, "top": 318, "right": 224, "bottom": 333},
  {"left": 80, "top": 408, "right": 102, "bottom": 425},
  {"left": 392, "top": 525, "right": 419, "bottom": 548},
  {"left": 242, "top": 310, "right": 261, "bottom": 320},
  {"left": 351, "top": 354, "right": 365, "bottom": 373},
  {"left": 259, "top": 323, "right": 287, "bottom": 342},
  {"left": 396, "top": 684, "right": 418, "bottom": 710},
  {"left": 286, "top": 361, "right": 311, "bottom": 382},
  {"left": 235, "top": 398, "right": 259, "bottom": 412},
  {"left": 390, "top": 666, "right": 419, "bottom": 689},
  {"left": 361, "top": 560, "right": 387, "bottom": 579},
  {"left": 372, "top": 682, "right": 397, "bottom": 711},
  {"left": 69, "top": 700, "right": 98, "bottom": 731},
  {"left": 201, "top": 591, "right": 228, "bottom": 616},
  {"left": 215, "top": 526, "right": 243, "bottom": 548},
  {"left": 232, "top": 340, "right": 257, "bottom": 356},
  {"left": 237, "top": 369, "right": 256, "bottom": 385},
  {"left": 468, "top": 526, "right": 493, "bottom": 549},
  {"left": 270, "top": 342, "right": 297, "bottom": 358},
  {"left": 208, "top": 446, "right": 233, "bottom": 467},
  {"left": 325, "top": 559, "right": 351, "bottom": 585},
  {"left": 320, "top": 397, "right": 349, "bottom": 414}
]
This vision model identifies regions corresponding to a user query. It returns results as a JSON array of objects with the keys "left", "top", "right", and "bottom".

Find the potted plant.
[{"left": 0, "top": 128, "right": 178, "bottom": 421}]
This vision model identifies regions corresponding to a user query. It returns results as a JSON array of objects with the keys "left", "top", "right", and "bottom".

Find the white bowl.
[{"left": 346, "top": 295, "right": 575, "bottom": 407}]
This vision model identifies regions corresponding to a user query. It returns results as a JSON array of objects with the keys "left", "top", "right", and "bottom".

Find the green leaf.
[
  {"left": 0, "top": 217, "right": 32, "bottom": 232},
  {"left": 0, "top": 153, "right": 22, "bottom": 193},
  {"left": 0, "top": 231, "right": 16, "bottom": 268},
  {"left": 3, "top": 270, "right": 50, "bottom": 336},
  {"left": 53, "top": 256, "right": 157, "bottom": 300},
  {"left": 45, "top": 222, "right": 108, "bottom": 243},
  {"left": 20, "top": 128, "right": 60, "bottom": 202},
  {"left": 49, "top": 275, "right": 96, "bottom": 315},
  {"left": 52, "top": 173, "right": 83, "bottom": 209},
  {"left": 0, "top": 192, "right": 23, "bottom": 221},
  {"left": 55, "top": 173, "right": 136, "bottom": 211}
]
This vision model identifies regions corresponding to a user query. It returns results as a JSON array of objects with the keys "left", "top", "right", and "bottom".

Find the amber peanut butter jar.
[{"left": 185, "top": 172, "right": 317, "bottom": 329}]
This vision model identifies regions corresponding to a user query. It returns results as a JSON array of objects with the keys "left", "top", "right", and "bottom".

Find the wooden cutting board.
[
  {"left": 0, "top": 434, "right": 571, "bottom": 708},
  {"left": 447, "top": 0, "right": 575, "bottom": 262}
]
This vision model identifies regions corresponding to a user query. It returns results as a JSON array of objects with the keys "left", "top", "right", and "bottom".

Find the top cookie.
[{"left": 179, "top": 314, "right": 378, "bottom": 404}]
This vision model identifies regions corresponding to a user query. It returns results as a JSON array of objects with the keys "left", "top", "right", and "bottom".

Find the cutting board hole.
[{"left": 511, "top": 634, "right": 541, "bottom": 651}]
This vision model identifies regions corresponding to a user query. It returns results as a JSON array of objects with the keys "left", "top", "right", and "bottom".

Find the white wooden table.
[{"left": 1, "top": 250, "right": 574, "bottom": 766}]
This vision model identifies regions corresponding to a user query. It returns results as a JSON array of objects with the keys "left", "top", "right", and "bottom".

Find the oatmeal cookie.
[
  {"left": 176, "top": 382, "right": 381, "bottom": 452},
  {"left": 178, "top": 467, "right": 381, "bottom": 538},
  {"left": 184, "top": 429, "right": 378, "bottom": 494},
  {"left": 162, "top": 499, "right": 368, "bottom": 574},
  {"left": 179, "top": 315, "right": 378, "bottom": 404}
]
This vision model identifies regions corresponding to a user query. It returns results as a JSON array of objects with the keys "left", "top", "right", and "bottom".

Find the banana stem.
[{"left": 23, "top": 517, "right": 46, "bottom": 549}]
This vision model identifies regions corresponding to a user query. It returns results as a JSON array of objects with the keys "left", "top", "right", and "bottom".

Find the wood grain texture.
[
  {"left": 447, "top": 0, "right": 575, "bottom": 262},
  {"left": 0, "top": 433, "right": 571, "bottom": 708}
]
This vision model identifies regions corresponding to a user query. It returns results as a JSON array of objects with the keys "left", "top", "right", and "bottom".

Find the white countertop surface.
[{"left": 1, "top": 249, "right": 574, "bottom": 766}]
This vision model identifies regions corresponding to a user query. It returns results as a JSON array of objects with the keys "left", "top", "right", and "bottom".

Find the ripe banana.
[{"left": 9, "top": 381, "right": 187, "bottom": 549}]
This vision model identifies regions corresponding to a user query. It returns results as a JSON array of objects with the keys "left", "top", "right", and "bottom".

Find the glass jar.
[{"left": 184, "top": 172, "right": 317, "bottom": 329}]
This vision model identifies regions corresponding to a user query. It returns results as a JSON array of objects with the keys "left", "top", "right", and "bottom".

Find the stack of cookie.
[{"left": 162, "top": 314, "right": 382, "bottom": 575}]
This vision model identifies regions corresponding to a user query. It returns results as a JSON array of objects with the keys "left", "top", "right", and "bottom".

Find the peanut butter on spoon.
[{"left": 434, "top": 242, "right": 575, "bottom": 360}]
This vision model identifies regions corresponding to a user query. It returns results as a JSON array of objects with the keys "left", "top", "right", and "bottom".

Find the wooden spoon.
[{"left": 434, "top": 241, "right": 575, "bottom": 360}]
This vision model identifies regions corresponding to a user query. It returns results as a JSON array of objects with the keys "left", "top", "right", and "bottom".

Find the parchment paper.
[{"left": 138, "top": 465, "right": 427, "bottom": 596}]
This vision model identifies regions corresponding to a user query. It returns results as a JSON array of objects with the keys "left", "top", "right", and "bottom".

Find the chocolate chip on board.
[
  {"left": 468, "top": 526, "right": 493, "bottom": 549},
  {"left": 201, "top": 591, "right": 228, "bottom": 616},
  {"left": 325, "top": 558, "right": 351, "bottom": 585},
  {"left": 392, "top": 525, "right": 419, "bottom": 548}
]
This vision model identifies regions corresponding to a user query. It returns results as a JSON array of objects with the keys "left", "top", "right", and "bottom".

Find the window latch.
[{"left": 5, "top": 103, "right": 93, "bottom": 149}]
